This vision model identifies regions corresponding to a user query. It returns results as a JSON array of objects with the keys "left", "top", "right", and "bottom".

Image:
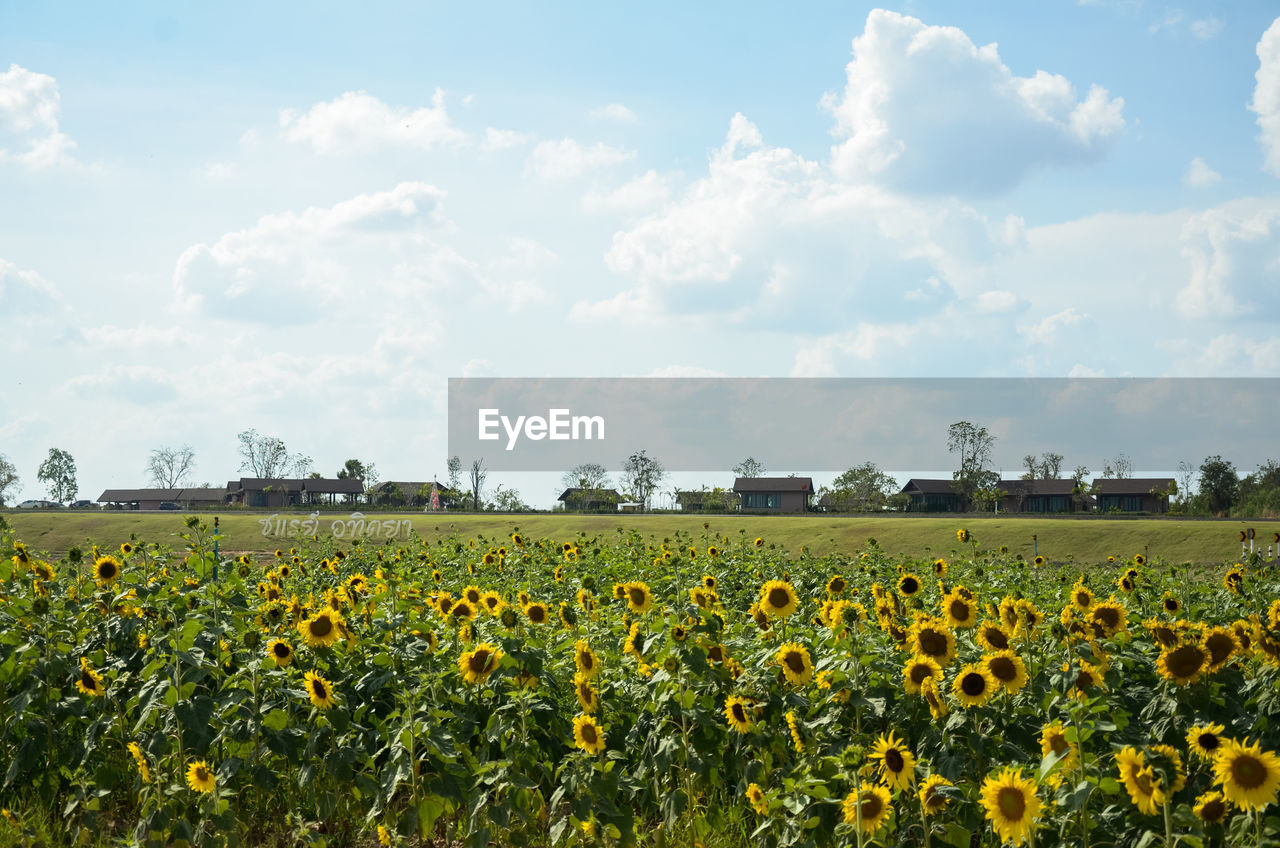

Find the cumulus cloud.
[
  {"left": 824, "top": 10, "right": 1125, "bottom": 194},
  {"left": 590, "top": 103, "right": 638, "bottom": 123},
  {"left": 1176, "top": 203, "right": 1280, "bottom": 319},
  {"left": 581, "top": 170, "right": 674, "bottom": 216},
  {"left": 66, "top": 366, "right": 178, "bottom": 404},
  {"left": 0, "top": 256, "right": 64, "bottom": 314},
  {"left": 279, "top": 89, "right": 466, "bottom": 155},
  {"left": 524, "top": 138, "right": 635, "bottom": 181},
  {"left": 1251, "top": 19, "right": 1280, "bottom": 177},
  {"left": 482, "top": 128, "right": 534, "bottom": 150},
  {"left": 1019, "top": 307, "right": 1090, "bottom": 344},
  {"left": 0, "top": 63, "right": 80, "bottom": 169},
  {"left": 1184, "top": 157, "right": 1221, "bottom": 188}
]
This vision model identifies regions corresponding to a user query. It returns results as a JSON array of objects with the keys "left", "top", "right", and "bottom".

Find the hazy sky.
[{"left": 2, "top": 2, "right": 1277, "bottom": 506}]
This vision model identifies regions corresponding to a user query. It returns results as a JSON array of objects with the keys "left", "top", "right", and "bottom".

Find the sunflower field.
[{"left": 1, "top": 516, "right": 1279, "bottom": 848}]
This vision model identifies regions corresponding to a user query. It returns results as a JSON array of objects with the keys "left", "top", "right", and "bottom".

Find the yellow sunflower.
[
  {"left": 1157, "top": 642, "right": 1208, "bottom": 686},
  {"left": 775, "top": 642, "right": 813, "bottom": 686},
  {"left": 76, "top": 657, "right": 104, "bottom": 697},
  {"left": 94, "top": 555, "right": 122, "bottom": 583},
  {"left": 921, "top": 677, "right": 948, "bottom": 720},
  {"left": 1068, "top": 660, "right": 1105, "bottom": 700},
  {"left": 841, "top": 784, "right": 891, "bottom": 834},
  {"left": 572, "top": 713, "right": 606, "bottom": 754},
  {"left": 304, "top": 671, "right": 338, "bottom": 710},
  {"left": 902, "top": 654, "right": 943, "bottom": 695},
  {"left": 624, "top": 581, "right": 653, "bottom": 614},
  {"left": 1201, "top": 627, "right": 1237, "bottom": 672},
  {"left": 574, "top": 640, "right": 600, "bottom": 679},
  {"left": 918, "top": 774, "right": 954, "bottom": 816},
  {"left": 1115, "top": 748, "right": 1163, "bottom": 815},
  {"left": 1213, "top": 738, "right": 1280, "bottom": 810},
  {"left": 1269, "top": 598, "right": 1280, "bottom": 631},
  {"left": 982, "top": 650, "right": 1029, "bottom": 694},
  {"left": 746, "top": 782, "right": 769, "bottom": 815},
  {"left": 185, "top": 759, "right": 216, "bottom": 793},
  {"left": 297, "top": 607, "right": 344, "bottom": 648},
  {"left": 977, "top": 620, "right": 1012, "bottom": 652},
  {"left": 265, "top": 639, "right": 293, "bottom": 667},
  {"left": 524, "top": 601, "right": 550, "bottom": 625},
  {"left": 1192, "top": 791, "right": 1230, "bottom": 824},
  {"left": 980, "top": 768, "right": 1041, "bottom": 845},
  {"left": 1070, "top": 581, "right": 1094, "bottom": 611},
  {"left": 908, "top": 615, "right": 957, "bottom": 665},
  {"left": 574, "top": 674, "right": 599, "bottom": 714},
  {"left": 458, "top": 643, "right": 503, "bottom": 685},
  {"left": 932, "top": 558, "right": 948, "bottom": 577},
  {"left": 1187, "top": 723, "right": 1227, "bottom": 761},
  {"left": 127, "top": 741, "right": 151, "bottom": 783},
  {"left": 942, "top": 589, "right": 978, "bottom": 629},
  {"left": 480, "top": 591, "right": 503, "bottom": 616},
  {"left": 897, "top": 573, "right": 923, "bottom": 598},
  {"left": 758, "top": 580, "right": 799, "bottom": 619},
  {"left": 953, "top": 663, "right": 997, "bottom": 708},
  {"left": 1088, "top": 600, "right": 1127, "bottom": 639},
  {"left": 724, "top": 695, "right": 753, "bottom": 733},
  {"left": 869, "top": 730, "right": 916, "bottom": 790},
  {"left": 1040, "top": 722, "right": 1077, "bottom": 780}
]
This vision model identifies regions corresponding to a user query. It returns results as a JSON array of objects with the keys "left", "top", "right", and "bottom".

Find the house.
[
  {"left": 98, "top": 488, "right": 230, "bottom": 510},
  {"left": 675, "top": 488, "right": 741, "bottom": 512},
  {"left": 900, "top": 479, "right": 963, "bottom": 512},
  {"left": 557, "top": 488, "right": 623, "bottom": 512},
  {"left": 1091, "top": 478, "right": 1175, "bottom": 514},
  {"left": 226, "top": 478, "right": 364, "bottom": 508},
  {"left": 734, "top": 477, "right": 813, "bottom": 513},
  {"left": 998, "top": 479, "right": 1094, "bottom": 514}
]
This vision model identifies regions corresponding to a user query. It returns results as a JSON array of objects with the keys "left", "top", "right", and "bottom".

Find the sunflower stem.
[{"left": 1163, "top": 799, "right": 1173, "bottom": 848}]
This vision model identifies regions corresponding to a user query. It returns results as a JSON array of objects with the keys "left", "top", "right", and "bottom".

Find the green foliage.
[{"left": 36, "top": 447, "right": 77, "bottom": 503}]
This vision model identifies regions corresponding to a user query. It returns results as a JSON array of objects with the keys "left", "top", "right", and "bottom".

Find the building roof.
[
  {"left": 999, "top": 478, "right": 1083, "bottom": 497},
  {"left": 557, "top": 487, "right": 622, "bottom": 502},
  {"left": 899, "top": 478, "right": 958, "bottom": 496},
  {"left": 229, "top": 477, "right": 365, "bottom": 494},
  {"left": 733, "top": 476, "right": 814, "bottom": 493},
  {"left": 1090, "top": 477, "right": 1175, "bottom": 495},
  {"left": 98, "top": 487, "right": 229, "bottom": 503}
]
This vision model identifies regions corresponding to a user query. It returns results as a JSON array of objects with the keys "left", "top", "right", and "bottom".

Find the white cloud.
[
  {"left": 279, "top": 89, "right": 466, "bottom": 155},
  {"left": 1184, "top": 157, "right": 1221, "bottom": 188},
  {"left": 203, "top": 161, "right": 235, "bottom": 182},
  {"left": 590, "top": 103, "right": 638, "bottom": 124},
  {"left": 1190, "top": 17, "right": 1224, "bottom": 39},
  {"left": 974, "top": 289, "right": 1019, "bottom": 313},
  {"left": 524, "top": 138, "right": 636, "bottom": 181},
  {"left": 66, "top": 365, "right": 178, "bottom": 404},
  {"left": 482, "top": 128, "right": 534, "bottom": 150},
  {"left": 0, "top": 256, "right": 64, "bottom": 314},
  {"left": 80, "top": 323, "right": 184, "bottom": 348},
  {"left": 824, "top": 10, "right": 1125, "bottom": 194},
  {"left": 1149, "top": 9, "right": 1187, "bottom": 34},
  {"left": 1019, "top": 307, "right": 1089, "bottom": 344},
  {"left": 1176, "top": 202, "right": 1280, "bottom": 319},
  {"left": 1251, "top": 19, "right": 1280, "bottom": 177},
  {"left": 0, "top": 63, "right": 80, "bottom": 170},
  {"left": 581, "top": 169, "right": 674, "bottom": 216}
]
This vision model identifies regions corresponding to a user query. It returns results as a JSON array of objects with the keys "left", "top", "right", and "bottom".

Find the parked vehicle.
[
  {"left": 71, "top": 500, "right": 99, "bottom": 509},
  {"left": 157, "top": 502, "right": 181, "bottom": 510},
  {"left": 16, "top": 499, "right": 63, "bottom": 509}
]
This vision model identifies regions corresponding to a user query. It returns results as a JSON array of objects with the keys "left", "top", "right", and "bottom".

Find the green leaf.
[{"left": 941, "top": 823, "right": 974, "bottom": 848}]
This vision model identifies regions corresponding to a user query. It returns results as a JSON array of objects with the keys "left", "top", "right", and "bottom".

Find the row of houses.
[{"left": 99, "top": 478, "right": 468, "bottom": 510}]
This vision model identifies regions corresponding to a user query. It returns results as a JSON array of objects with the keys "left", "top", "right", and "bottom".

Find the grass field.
[{"left": 3, "top": 510, "right": 1274, "bottom": 564}]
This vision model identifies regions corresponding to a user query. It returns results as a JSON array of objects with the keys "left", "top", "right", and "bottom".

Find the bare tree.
[
  {"left": 237, "top": 429, "right": 308, "bottom": 478},
  {"left": 1040, "top": 452, "right": 1064, "bottom": 479},
  {"left": 147, "top": 445, "right": 196, "bottom": 489},
  {"left": 1176, "top": 460, "right": 1196, "bottom": 506},
  {"left": 621, "top": 450, "right": 666, "bottom": 510},
  {"left": 561, "top": 463, "right": 611, "bottom": 492},
  {"left": 469, "top": 459, "right": 487, "bottom": 510},
  {"left": 732, "top": 457, "right": 767, "bottom": 478},
  {"left": 1020, "top": 454, "right": 1040, "bottom": 480},
  {"left": 1103, "top": 453, "right": 1133, "bottom": 479}
]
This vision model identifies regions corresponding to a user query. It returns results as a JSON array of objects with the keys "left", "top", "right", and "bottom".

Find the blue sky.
[{"left": 2, "top": 1, "right": 1278, "bottom": 507}]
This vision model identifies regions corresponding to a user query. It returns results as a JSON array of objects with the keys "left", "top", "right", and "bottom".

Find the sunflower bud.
[
  {"left": 32, "top": 597, "right": 48, "bottom": 615},
  {"left": 242, "top": 630, "right": 261, "bottom": 649}
]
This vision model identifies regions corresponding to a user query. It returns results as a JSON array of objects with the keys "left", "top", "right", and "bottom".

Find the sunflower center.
[
  {"left": 273, "top": 644, "right": 289, "bottom": 658},
  {"left": 860, "top": 793, "right": 884, "bottom": 821},
  {"left": 1205, "top": 634, "right": 1234, "bottom": 665},
  {"left": 1200, "top": 798, "right": 1225, "bottom": 820},
  {"left": 784, "top": 652, "right": 806, "bottom": 673},
  {"left": 984, "top": 628, "right": 1009, "bottom": 650},
  {"left": 1048, "top": 734, "right": 1069, "bottom": 756},
  {"left": 1198, "top": 733, "right": 1220, "bottom": 752},
  {"left": 901, "top": 578, "right": 919, "bottom": 594},
  {"left": 961, "top": 672, "right": 986, "bottom": 696},
  {"left": 580, "top": 724, "right": 597, "bottom": 744},
  {"left": 81, "top": 671, "right": 96, "bottom": 689},
  {"left": 1093, "top": 607, "right": 1120, "bottom": 629},
  {"left": 918, "top": 630, "right": 947, "bottom": 656},
  {"left": 909, "top": 664, "right": 934, "bottom": 684},
  {"left": 767, "top": 587, "right": 790, "bottom": 609},
  {"left": 830, "top": 578, "right": 845, "bottom": 593},
  {"left": 312, "top": 680, "right": 327, "bottom": 698},
  {"left": 1075, "top": 669, "right": 1095, "bottom": 689},
  {"left": 1075, "top": 592, "right": 1090, "bottom": 606},
  {"left": 731, "top": 703, "right": 747, "bottom": 723},
  {"left": 580, "top": 653, "right": 594, "bottom": 670},
  {"left": 989, "top": 657, "right": 1016, "bottom": 681},
  {"left": 949, "top": 600, "right": 971, "bottom": 621},
  {"left": 1231, "top": 755, "right": 1265, "bottom": 789},
  {"left": 884, "top": 748, "right": 905, "bottom": 772},
  {"left": 1168, "top": 645, "right": 1206, "bottom": 678},
  {"left": 195, "top": 766, "right": 210, "bottom": 782},
  {"left": 997, "top": 786, "right": 1026, "bottom": 820},
  {"left": 309, "top": 616, "right": 333, "bottom": 637},
  {"left": 1164, "top": 598, "right": 1177, "bottom": 611},
  {"left": 708, "top": 645, "right": 724, "bottom": 662},
  {"left": 469, "top": 650, "right": 492, "bottom": 673}
]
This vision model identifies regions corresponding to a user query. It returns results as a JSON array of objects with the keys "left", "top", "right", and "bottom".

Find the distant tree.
[
  {"left": 237, "top": 429, "right": 309, "bottom": 478},
  {"left": 1070, "top": 465, "right": 1091, "bottom": 510},
  {"left": 1020, "top": 454, "right": 1040, "bottom": 480},
  {"left": 732, "top": 457, "right": 767, "bottom": 478},
  {"left": 947, "top": 421, "right": 997, "bottom": 511},
  {"left": 1175, "top": 460, "right": 1197, "bottom": 509},
  {"left": 147, "top": 445, "right": 196, "bottom": 489},
  {"left": 336, "top": 458, "right": 378, "bottom": 487},
  {"left": 1040, "top": 452, "right": 1064, "bottom": 479},
  {"left": 446, "top": 455, "right": 462, "bottom": 492},
  {"left": 0, "top": 454, "right": 19, "bottom": 506},
  {"left": 488, "top": 485, "right": 529, "bottom": 512},
  {"left": 1234, "top": 459, "right": 1280, "bottom": 517},
  {"left": 378, "top": 482, "right": 405, "bottom": 507},
  {"left": 1103, "top": 453, "right": 1134, "bottom": 479},
  {"left": 37, "top": 448, "right": 78, "bottom": 503},
  {"left": 469, "top": 459, "right": 487, "bottom": 511},
  {"left": 826, "top": 462, "right": 897, "bottom": 511},
  {"left": 561, "top": 463, "right": 612, "bottom": 512},
  {"left": 1198, "top": 455, "right": 1239, "bottom": 515},
  {"left": 620, "top": 450, "right": 666, "bottom": 511}
]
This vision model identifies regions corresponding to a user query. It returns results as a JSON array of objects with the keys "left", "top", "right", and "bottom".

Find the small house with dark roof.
[
  {"left": 998, "top": 479, "right": 1093, "bottom": 514},
  {"left": 1091, "top": 478, "right": 1175, "bottom": 514},
  {"left": 733, "top": 476, "right": 813, "bottom": 513},
  {"left": 900, "top": 479, "right": 962, "bottom": 512},
  {"left": 557, "top": 487, "right": 622, "bottom": 512},
  {"left": 98, "top": 488, "right": 229, "bottom": 510},
  {"left": 226, "top": 478, "right": 364, "bottom": 508}
]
